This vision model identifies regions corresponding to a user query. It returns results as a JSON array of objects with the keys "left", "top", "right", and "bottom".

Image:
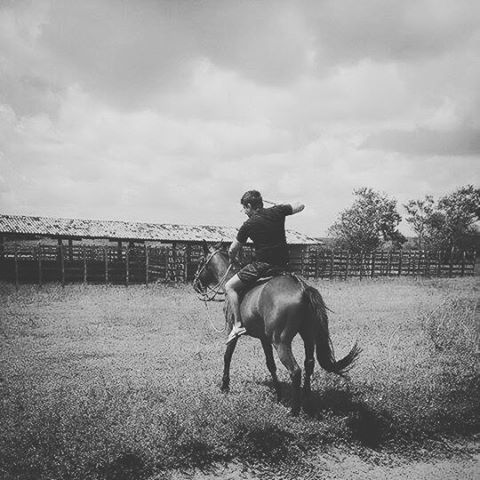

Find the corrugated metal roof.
[{"left": 0, "top": 214, "right": 318, "bottom": 244}]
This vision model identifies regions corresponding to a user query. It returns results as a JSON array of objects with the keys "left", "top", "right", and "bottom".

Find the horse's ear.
[
  {"left": 212, "top": 239, "right": 229, "bottom": 251},
  {"left": 202, "top": 240, "right": 209, "bottom": 255}
]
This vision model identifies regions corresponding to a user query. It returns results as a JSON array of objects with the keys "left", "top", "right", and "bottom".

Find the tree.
[
  {"left": 328, "top": 187, "right": 405, "bottom": 253},
  {"left": 438, "top": 185, "right": 480, "bottom": 251},
  {"left": 403, "top": 196, "right": 435, "bottom": 249},
  {"left": 404, "top": 185, "right": 480, "bottom": 253}
]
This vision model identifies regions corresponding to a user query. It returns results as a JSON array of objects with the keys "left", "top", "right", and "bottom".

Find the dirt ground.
[{"left": 169, "top": 442, "right": 480, "bottom": 480}]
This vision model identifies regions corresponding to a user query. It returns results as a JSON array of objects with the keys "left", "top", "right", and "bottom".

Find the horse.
[{"left": 193, "top": 241, "right": 361, "bottom": 416}]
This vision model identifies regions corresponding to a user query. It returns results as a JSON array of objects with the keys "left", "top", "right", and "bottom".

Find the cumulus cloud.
[
  {"left": 362, "top": 126, "right": 480, "bottom": 155},
  {"left": 308, "top": 0, "right": 480, "bottom": 64},
  {"left": 1, "top": 0, "right": 479, "bottom": 237}
]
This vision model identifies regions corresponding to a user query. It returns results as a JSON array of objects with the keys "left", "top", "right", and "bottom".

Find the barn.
[
  {"left": 0, "top": 214, "right": 320, "bottom": 285},
  {"left": 0, "top": 213, "right": 316, "bottom": 247}
]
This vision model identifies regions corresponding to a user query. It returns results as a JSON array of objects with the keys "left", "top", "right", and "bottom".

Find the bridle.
[{"left": 193, "top": 249, "right": 233, "bottom": 302}]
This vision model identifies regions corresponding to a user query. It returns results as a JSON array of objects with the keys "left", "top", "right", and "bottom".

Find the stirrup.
[{"left": 226, "top": 327, "right": 246, "bottom": 344}]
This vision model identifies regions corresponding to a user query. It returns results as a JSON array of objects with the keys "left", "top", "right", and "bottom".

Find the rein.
[{"left": 193, "top": 249, "right": 233, "bottom": 302}]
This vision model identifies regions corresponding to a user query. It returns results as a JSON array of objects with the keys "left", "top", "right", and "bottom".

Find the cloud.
[
  {"left": 361, "top": 126, "right": 480, "bottom": 156},
  {"left": 23, "top": 0, "right": 312, "bottom": 110},
  {"left": 308, "top": 0, "right": 480, "bottom": 65},
  {"left": 0, "top": 1, "right": 61, "bottom": 116},
  {"left": 6, "top": 0, "right": 478, "bottom": 112},
  {"left": 1, "top": 0, "right": 480, "bottom": 238}
]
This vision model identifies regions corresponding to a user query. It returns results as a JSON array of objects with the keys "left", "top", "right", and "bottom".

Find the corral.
[
  {"left": 0, "top": 214, "right": 476, "bottom": 286},
  {"left": 0, "top": 213, "right": 315, "bottom": 285}
]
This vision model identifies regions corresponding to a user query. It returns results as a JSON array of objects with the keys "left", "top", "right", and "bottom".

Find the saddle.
[
  {"left": 252, "top": 270, "right": 291, "bottom": 287},
  {"left": 224, "top": 270, "right": 295, "bottom": 320}
]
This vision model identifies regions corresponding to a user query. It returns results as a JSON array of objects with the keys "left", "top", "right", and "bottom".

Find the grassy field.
[{"left": 0, "top": 277, "right": 479, "bottom": 479}]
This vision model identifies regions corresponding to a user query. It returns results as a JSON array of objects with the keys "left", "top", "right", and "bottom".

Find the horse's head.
[{"left": 193, "top": 240, "right": 230, "bottom": 294}]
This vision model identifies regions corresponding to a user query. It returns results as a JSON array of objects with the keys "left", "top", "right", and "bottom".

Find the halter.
[{"left": 193, "top": 249, "right": 233, "bottom": 301}]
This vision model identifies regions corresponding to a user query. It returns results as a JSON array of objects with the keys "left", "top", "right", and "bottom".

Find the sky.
[{"left": 1, "top": 0, "right": 479, "bottom": 238}]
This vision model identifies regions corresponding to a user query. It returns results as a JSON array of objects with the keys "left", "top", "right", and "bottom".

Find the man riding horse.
[
  {"left": 225, "top": 190, "right": 305, "bottom": 344},
  {"left": 193, "top": 192, "right": 359, "bottom": 415}
]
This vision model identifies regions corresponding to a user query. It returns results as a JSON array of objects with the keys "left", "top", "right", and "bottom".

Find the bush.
[{"left": 421, "top": 296, "right": 478, "bottom": 354}]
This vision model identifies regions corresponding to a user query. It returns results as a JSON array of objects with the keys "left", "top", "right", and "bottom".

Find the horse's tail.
[{"left": 302, "top": 284, "right": 361, "bottom": 375}]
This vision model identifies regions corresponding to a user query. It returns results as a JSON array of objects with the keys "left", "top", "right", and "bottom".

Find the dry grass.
[{"left": 0, "top": 277, "right": 479, "bottom": 479}]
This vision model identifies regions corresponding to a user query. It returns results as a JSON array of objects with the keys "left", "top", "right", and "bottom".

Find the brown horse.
[{"left": 193, "top": 242, "right": 360, "bottom": 415}]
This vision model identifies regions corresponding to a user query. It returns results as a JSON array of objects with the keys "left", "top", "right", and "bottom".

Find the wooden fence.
[
  {"left": 295, "top": 246, "right": 476, "bottom": 279},
  {"left": 0, "top": 243, "right": 476, "bottom": 287}
]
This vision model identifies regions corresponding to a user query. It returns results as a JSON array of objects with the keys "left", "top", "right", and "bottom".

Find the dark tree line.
[{"left": 328, "top": 185, "right": 480, "bottom": 254}]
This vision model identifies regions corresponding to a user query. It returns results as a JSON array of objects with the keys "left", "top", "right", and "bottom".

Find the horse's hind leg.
[
  {"left": 275, "top": 342, "right": 301, "bottom": 416},
  {"left": 261, "top": 338, "right": 281, "bottom": 401},
  {"left": 221, "top": 337, "right": 238, "bottom": 392},
  {"left": 301, "top": 336, "right": 315, "bottom": 396}
]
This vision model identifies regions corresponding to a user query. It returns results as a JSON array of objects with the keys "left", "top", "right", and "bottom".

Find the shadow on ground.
[
  {"left": 261, "top": 379, "right": 392, "bottom": 449},
  {"left": 304, "top": 388, "right": 391, "bottom": 448}
]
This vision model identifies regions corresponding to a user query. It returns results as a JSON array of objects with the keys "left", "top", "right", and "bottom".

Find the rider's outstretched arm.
[{"left": 290, "top": 202, "right": 305, "bottom": 214}]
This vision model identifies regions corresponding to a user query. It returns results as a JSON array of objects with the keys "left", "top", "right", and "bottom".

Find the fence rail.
[
  {"left": 296, "top": 247, "right": 476, "bottom": 279},
  {"left": 0, "top": 244, "right": 476, "bottom": 287}
]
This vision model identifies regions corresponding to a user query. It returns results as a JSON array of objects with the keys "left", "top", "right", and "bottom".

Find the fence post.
[
  {"left": 171, "top": 243, "right": 177, "bottom": 281},
  {"left": 83, "top": 246, "right": 87, "bottom": 284},
  {"left": 461, "top": 250, "right": 466, "bottom": 277},
  {"left": 14, "top": 244, "right": 19, "bottom": 290},
  {"left": 145, "top": 245, "right": 149, "bottom": 286},
  {"left": 330, "top": 250, "right": 334, "bottom": 278},
  {"left": 314, "top": 247, "right": 320, "bottom": 278},
  {"left": 68, "top": 239, "right": 73, "bottom": 262},
  {"left": 370, "top": 252, "right": 375, "bottom": 278},
  {"left": 182, "top": 244, "right": 188, "bottom": 282},
  {"left": 300, "top": 246, "right": 306, "bottom": 275},
  {"left": 38, "top": 245, "right": 42, "bottom": 287},
  {"left": 413, "top": 251, "right": 418, "bottom": 276},
  {"left": 398, "top": 251, "right": 402, "bottom": 276},
  {"left": 104, "top": 246, "right": 109, "bottom": 284},
  {"left": 60, "top": 245, "right": 65, "bottom": 287},
  {"left": 344, "top": 251, "right": 350, "bottom": 280},
  {"left": 125, "top": 246, "right": 130, "bottom": 286}
]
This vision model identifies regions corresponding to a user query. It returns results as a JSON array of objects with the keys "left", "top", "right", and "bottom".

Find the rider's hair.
[{"left": 241, "top": 190, "right": 263, "bottom": 209}]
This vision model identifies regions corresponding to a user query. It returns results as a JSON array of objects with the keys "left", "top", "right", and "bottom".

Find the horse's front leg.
[
  {"left": 261, "top": 338, "right": 281, "bottom": 401},
  {"left": 221, "top": 337, "right": 238, "bottom": 392}
]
